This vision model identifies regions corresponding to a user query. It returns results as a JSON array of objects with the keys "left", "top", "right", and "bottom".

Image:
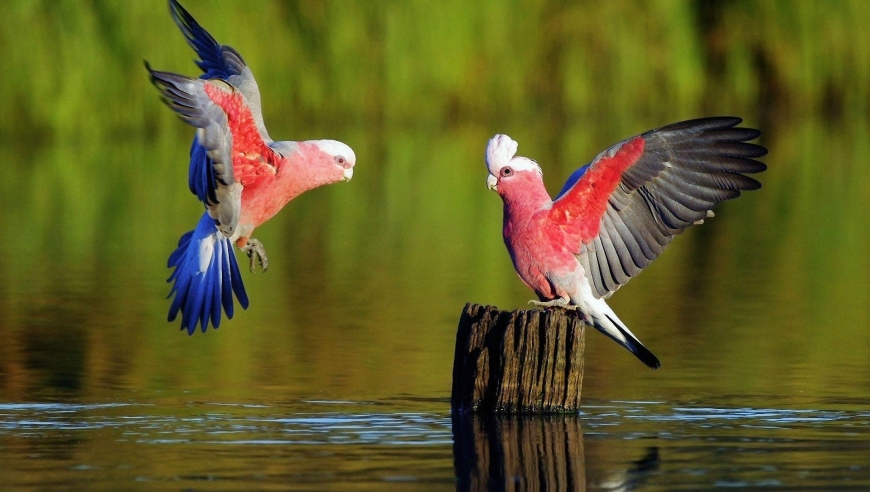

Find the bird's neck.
[{"left": 500, "top": 174, "right": 553, "bottom": 221}]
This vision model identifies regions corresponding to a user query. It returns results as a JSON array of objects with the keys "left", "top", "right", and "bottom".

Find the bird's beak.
[
  {"left": 486, "top": 174, "right": 498, "bottom": 192},
  {"left": 342, "top": 167, "right": 354, "bottom": 181}
]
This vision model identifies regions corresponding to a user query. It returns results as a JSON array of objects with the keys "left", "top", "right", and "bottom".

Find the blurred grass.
[
  {"left": 2, "top": 0, "right": 870, "bottom": 402},
  {"left": 1, "top": 0, "right": 869, "bottom": 142}
]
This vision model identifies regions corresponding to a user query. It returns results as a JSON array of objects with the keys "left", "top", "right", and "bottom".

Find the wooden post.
[{"left": 451, "top": 303, "right": 585, "bottom": 414}]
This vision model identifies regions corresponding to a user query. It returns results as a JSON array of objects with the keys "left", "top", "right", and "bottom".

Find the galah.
[
  {"left": 146, "top": 0, "right": 356, "bottom": 334},
  {"left": 485, "top": 118, "right": 767, "bottom": 369}
]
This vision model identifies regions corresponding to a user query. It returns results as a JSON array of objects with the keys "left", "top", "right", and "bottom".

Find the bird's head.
[
  {"left": 311, "top": 139, "right": 356, "bottom": 183},
  {"left": 485, "top": 134, "right": 543, "bottom": 197}
]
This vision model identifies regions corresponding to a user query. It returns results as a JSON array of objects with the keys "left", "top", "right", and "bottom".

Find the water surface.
[{"left": 3, "top": 396, "right": 870, "bottom": 490}]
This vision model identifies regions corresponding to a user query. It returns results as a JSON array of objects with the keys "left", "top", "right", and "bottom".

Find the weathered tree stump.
[{"left": 451, "top": 303, "right": 585, "bottom": 414}]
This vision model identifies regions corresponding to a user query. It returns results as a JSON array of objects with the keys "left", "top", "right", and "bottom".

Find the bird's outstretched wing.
[
  {"left": 169, "top": 0, "right": 267, "bottom": 132},
  {"left": 148, "top": 65, "right": 282, "bottom": 236},
  {"left": 550, "top": 117, "right": 767, "bottom": 299},
  {"left": 166, "top": 0, "right": 272, "bottom": 213},
  {"left": 169, "top": 0, "right": 245, "bottom": 81}
]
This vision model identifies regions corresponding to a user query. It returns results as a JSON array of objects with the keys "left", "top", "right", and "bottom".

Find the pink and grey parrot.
[
  {"left": 146, "top": 0, "right": 356, "bottom": 334},
  {"left": 485, "top": 118, "right": 766, "bottom": 369}
]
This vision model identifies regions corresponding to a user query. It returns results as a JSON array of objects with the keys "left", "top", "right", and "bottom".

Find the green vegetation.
[{"left": 1, "top": 0, "right": 869, "bottom": 142}]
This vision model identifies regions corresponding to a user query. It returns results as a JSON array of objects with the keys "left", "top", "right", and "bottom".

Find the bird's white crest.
[
  {"left": 485, "top": 134, "right": 542, "bottom": 176},
  {"left": 314, "top": 139, "right": 356, "bottom": 166},
  {"left": 486, "top": 134, "right": 517, "bottom": 174}
]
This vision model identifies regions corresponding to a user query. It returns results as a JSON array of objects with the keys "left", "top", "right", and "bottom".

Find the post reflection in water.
[
  {"left": 452, "top": 414, "right": 660, "bottom": 491},
  {"left": 453, "top": 413, "right": 586, "bottom": 491}
]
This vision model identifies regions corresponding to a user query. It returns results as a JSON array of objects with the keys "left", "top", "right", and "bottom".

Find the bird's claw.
[
  {"left": 528, "top": 299, "right": 577, "bottom": 310},
  {"left": 241, "top": 238, "right": 268, "bottom": 273}
]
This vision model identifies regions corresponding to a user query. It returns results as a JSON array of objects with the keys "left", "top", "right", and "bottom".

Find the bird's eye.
[
  {"left": 336, "top": 156, "right": 346, "bottom": 165},
  {"left": 500, "top": 167, "right": 513, "bottom": 177}
]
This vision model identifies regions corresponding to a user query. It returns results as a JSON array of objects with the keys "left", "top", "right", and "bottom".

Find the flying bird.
[
  {"left": 485, "top": 118, "right": 767, "bottom": 369},
  {"left": 147, "top": 0, "right": 356, "bottom": 334}
]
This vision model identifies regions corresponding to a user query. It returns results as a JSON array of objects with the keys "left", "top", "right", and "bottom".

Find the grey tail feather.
[{"left": 604, "top": 314, "right": 661, "bottom": 370}]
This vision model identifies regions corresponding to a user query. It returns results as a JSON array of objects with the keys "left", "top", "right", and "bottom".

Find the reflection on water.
[
  {"left": 452, "top": 414, "right": 660, "bottom": 491},
  {"left": 593, "top": 447, "right": 660, "bottom": 492},
  {"left": 3, "top": 399, "right": 870, "bottom": 490},
  {"left": 452, "top": 414, "right": 587, "bottom": 491},
  {"left": 0, "top": 400, "right": 456, "bottom": 490}
]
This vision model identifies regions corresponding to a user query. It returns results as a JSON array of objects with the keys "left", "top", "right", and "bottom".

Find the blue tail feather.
[
  {"left": 196, "top": 260, "right": 213, "bottom": 332},
  {"left": 168, "top": 230, "right": 194, "bottom": 270},
  {"left": 167, "top": 212, "right": 248, "bottom": 334},
  {"left": 228, "top": 244, "right": 249, "bottom": 309},
  {"left": 220, "top": 243, "right": 234, "bottom": 319}
]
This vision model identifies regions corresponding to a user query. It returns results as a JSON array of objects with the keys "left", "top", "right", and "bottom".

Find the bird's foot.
[
  {"left": 528, "top": 298, "right": 576, "bottom": 310},
  {"left": 241, "top": 238, "right": 268, "bottom": 273}
]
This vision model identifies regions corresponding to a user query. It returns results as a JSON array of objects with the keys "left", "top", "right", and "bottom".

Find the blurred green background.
[{"left": 1, "top": 0, "right": 870, "bottom": 405}]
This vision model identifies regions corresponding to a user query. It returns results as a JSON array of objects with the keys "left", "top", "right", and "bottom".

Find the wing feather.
[
  {"left": 598, "top": 225, "right": 630, "bottom": 286},
  {"left": 601, "top": 210, "right": 642, "bottom": 278},
  {"left": 169, "top": 0, "right": 246, "bottom": 81},
  {"left": 613, "top": 201, "right": 665, "bottom": 262},
  {"left": 592, "top": 235, "right": 618, "bottom": 293},
  {"left": 582, "top": 243, "right": 606, "bottom": 296},
  {"left": 604, "top": 207, "right": 646, "bottom": 270}
]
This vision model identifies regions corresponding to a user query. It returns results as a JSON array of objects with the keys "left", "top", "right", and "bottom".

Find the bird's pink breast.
[
  {"left": 237, "top": 142, "right": 328, "bottom": 232},
  {"left": 505, "top": 208, "right": 581, "bottom": 300}
]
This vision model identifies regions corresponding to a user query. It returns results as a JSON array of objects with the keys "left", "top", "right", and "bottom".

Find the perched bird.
[
  {"left": 485, "top": 118, "right": 766, "bottom": 369},
  {"left": 147, "top": 0, "right": 356, "bottom": 334}
]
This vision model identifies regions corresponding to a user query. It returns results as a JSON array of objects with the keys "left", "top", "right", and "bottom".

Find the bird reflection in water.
[
  {"left": 590, "top": 447, "right": 660, "bottom": 492},
  {"left": 452, "top": 414, "right": 659, "bottom": 491}
]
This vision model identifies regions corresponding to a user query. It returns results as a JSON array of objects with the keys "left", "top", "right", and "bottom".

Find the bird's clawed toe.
[{"left": 241, "top": 238, "right": 269, "bottom": 273}]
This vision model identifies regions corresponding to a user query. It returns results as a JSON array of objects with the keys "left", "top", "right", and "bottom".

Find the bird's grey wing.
[
  {"left": 553, "top": 117, "right": 767, "bottom": 298},
  {"left": 148, "top": 65, "right": 242, "bottom": 237}
]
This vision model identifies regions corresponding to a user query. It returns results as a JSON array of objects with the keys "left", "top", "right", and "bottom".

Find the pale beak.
[
  {"left": 486, "top": 174, "right": 498, "bottom": 192},
  {"left": 342, "top": 167, "right": 354, "bottom": 181}
]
